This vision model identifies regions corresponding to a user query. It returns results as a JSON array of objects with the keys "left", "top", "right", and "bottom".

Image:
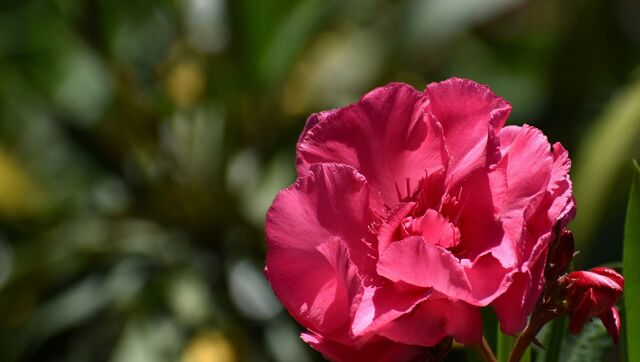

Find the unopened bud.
[
  {"left": 560, "top": 267, "right": 623, "bottom": 343},
  {"left": 545, "top": 228, "right": 575, "bottom": 280}
]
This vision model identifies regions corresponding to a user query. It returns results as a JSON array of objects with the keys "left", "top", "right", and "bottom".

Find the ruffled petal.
[
  {"left": 414, "top": 209, "right": 460, "bottom": 249},
  {"left": 488, "top": 125, "right": 555, "bottom": 266},
  {"left": 265, "top": 163, "right": 380, "bottom": 335},
  {"left": 351, "top": 281, "right": 430, "bottom": 336},
  {"left": 492, "top": 137, "right": 576, "bottom": 334},
  {"left": 450, "top": 170, "right": 505, "bottom": 262},
  {"left": 379, "top": 296, "right": 482, "bottom": 346},
  {"left": 425, "top": 78, "right": 511, "bottom": 181},
  {"left": 376, "top": 236, "right": 474, "bottom": 301},
  {"left": 296, "top": 83, "right": 449, "bottom": 205},
  {"left": 266, "top": 163, "right": 383, "bottom": 275},
  {"left": 266, "top": 238, "right": 358, "bottom": 337},
  {"left": 491, "top": 247, "right": 546, "bottom": 334}
]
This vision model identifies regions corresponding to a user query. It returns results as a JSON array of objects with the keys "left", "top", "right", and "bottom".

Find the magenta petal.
[
  {"left": 265, "top": 163, "right": 381, "bottom": 335},
  {"left": 600, "top": 307, "right": 621, "bottom": 344},
  {"left": 379, "top": 297, "right": 482, "bottom": 346},
  {"left": 492, "top": 244, "right": 547, "bottom": 334},
  {"left": 266, "top": 163, "right": 381, "bottom": 250},
  {"left": 464, "top": 253, "right": 511, "bottom": 303},
  {"left": 416, "top": 209, "right": 460, "bottom": 248},
  {"left": 266, "top": 163, "right": 382, "bottom": 275},
  {"left": 301, "top": 332, "right": 427, "bottom": 362},
  {"left": 489, "top": 125, "right": 555, "bottom": 266},
  {"left": 376, "top": 236, "right": 474, "bottom": 302},
  {"left": 425, "top": 77, "right": 511, "bottom": 180},
  {"left": 495, "top": 125, "right": 554, "bottom": 213},
  {"left": 351, "top": 281, "right": 430, "bottom": 337},
  {"left": 296, "top": 83, "right": 449, "bottom": 204},
  {"left": 492, "top": 271, "right": 530, "bottom": 334},
  {"left": 266, "top": 239, "right": 356, "bottom": 336},
  {"left": 452, "top": 170, "right": 505, "bottom": 261}
]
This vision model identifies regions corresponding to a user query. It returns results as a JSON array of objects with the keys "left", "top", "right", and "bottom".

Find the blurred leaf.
[
  {"left": 54, "top": 46, "right": 113, "bottom": 125},
  {"left": 497, "top": 332, "right": 515, "bottom": 362},
  {"left": 573, "top": 78, "right": 640, "bottom": 254},
  {"left": 406, "top": 0, "right": 525, "bottom": 47},
  {"left": 0, "top": 238, "right": 13, "bottom": 290},
  {"left": 228, "top": 259, "right": 281, "bottom": 320},
  {"left": 623, "top": 160, "right": 640, "bottom": 361},
  {"left": 282, "top": 29, "right": 384, "bottom": 115},
  {"left": 258, "top": 0, "right": 336, "bottom": 85},
  {"left": 182, "top": 0, "right": 228, "bottom": 54},
  {"left": 112, "top": 317, "right": 184, "bottom": 362},
  {"left": 497, "top": 331, "right": 529, "bottom": 362},
  {"left": 230, "top": 151, "right": 295, "bottom": 227},
  {"left": 543, "top": 316, "right": 568, "bottom": 362},
  {"left": 265, "top": 319, "right": 312, "bottom": 362},
  {"left": 560, "top": 320, "right": 613, "bottom": 362},
  {"left": 26, "top": 276, "right": 111, "bottom": 343},
  {"left": 167, "top": 271, "right": 212, "bottom": 326}
]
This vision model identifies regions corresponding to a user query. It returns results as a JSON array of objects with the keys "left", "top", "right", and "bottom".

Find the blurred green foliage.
[{"left": 0, "top": 0, "right": 638, "bottom": 361}]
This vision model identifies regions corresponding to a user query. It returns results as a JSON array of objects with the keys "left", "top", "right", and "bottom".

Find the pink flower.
[
  {"left": 561, "top": 267, "right": 624, "bottom": 342},
  {"left": 265, "top": 78, "right": 575, "bottom": 361}
]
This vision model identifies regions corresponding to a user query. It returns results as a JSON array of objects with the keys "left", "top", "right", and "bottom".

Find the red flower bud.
[
  {"left": 561, "top": 267, "right": 624, "bottom": 343},
  {"left": 545, "top": 228, "right": 575, "bottom": 280}
]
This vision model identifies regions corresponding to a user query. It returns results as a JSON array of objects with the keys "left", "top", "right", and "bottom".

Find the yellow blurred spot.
[
  {"left": 0, "top": 150, "right": 47, "bottom": 218},
  {"left": 181, "top": 330, "right": 236, "bottom": 362},
  {"left": 166, "top": 59, "right": 206, "bottom": 108}
]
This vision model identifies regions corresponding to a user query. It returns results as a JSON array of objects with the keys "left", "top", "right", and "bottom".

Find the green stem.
[
  {"left": 509, "top": 311, "right": 554, "bottom": 362},
  {"left": 544, "top": 316, "right": 567, "bottom": 362},
  {"left": 473, "top": 336, "right": 498, "bottom": 362}
]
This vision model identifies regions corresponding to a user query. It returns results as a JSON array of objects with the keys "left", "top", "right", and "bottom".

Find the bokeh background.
[{"left": 0, "top": 0, "right": 639, "bottom": 361}]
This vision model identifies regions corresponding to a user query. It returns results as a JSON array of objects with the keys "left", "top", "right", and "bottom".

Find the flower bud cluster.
[{"left": 541, "top": 228, "right": 624, "bottom": 343}]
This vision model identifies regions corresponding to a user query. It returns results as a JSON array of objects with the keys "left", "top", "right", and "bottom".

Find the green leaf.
[
  {"left": 623, "top": 160, "right": 640, "bottom": 361},
  {"left": 483, "top": 307, "right": 498, "bottom": 351},
  {"left": 572, "top": 79, "right": 640, "bottom": 257},
  {"left": 543, "top": 316, "right": 568, "bottom": 362}
]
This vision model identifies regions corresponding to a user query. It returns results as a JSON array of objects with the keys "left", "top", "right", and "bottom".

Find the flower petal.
[
  {"left": 266, "top": 237, "right": 361, "bottom": 339},
  {"left": 266, "top": 163, "right": 383, "bottom": 275},
  {"left": 376, "top": 236, "right": 474, "bottom": 302},
  {"left": 414, "top": 209, "right": 460, "bottom": 249},
  {"left": 425, "top": 77, "right": 511, "bottom": 180},
  {"left": 491, "top": 249, "right": 546, "bottom": 334},
  {"left": 296, "top": 83, "right": 449, "bottom": 205},
  {"left": 379, "top": 296, "right": 482, "bottom": 346},
  {"left": 265, "top": 163, "right": 381, "bottom": 335},
  {"left": 351, "top": 281, "right": 430, "bottom": 337},
  {"left": 301, "top": 332, "right": 428, "bottom": 362},
  {"left": 600, "top": 307, "right": 621, "bottom": 344}
]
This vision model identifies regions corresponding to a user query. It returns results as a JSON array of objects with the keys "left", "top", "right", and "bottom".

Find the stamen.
[
  {"left": 452, "top": 191, "right": 470, "bottom": 225},
  {"left": 405, "top": 177, "right": 411, "bottom": 198},
  {"left": 395, "top": 182, "right": 403, "bottom": 202}
]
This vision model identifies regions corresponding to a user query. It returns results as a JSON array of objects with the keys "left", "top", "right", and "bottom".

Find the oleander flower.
[
  {"left": 561, "top": 267, "right": 624, "bottom": 342},
  {"left": 265, "top": 78, "right": 575, "bottom": 361}
]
